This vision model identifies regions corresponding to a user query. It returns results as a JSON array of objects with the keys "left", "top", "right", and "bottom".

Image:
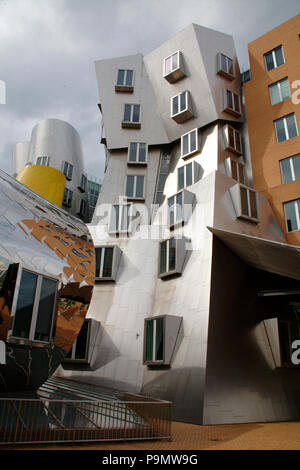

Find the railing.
[{"left": 0, "top": 396, "right": 172, "bottom": 445}]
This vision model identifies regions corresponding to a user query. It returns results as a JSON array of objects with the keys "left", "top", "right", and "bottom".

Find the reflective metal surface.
[{"left": 0, "top": 169, "right": 95, "bottom": 392}]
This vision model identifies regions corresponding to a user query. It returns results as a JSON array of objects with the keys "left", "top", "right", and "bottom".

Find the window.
[
  {"left": 224, "top": 90, "right": 241, "bottom": 116},
  {"left": 78, "top": 199, "right": 88, "bottom": 218},
  {"left": 79, "top": 174, "right": 87, "bottom": 192},
  {"left": 159, "top": 237, "right": 187, "bottom": 278},
  {"left": 240, "top": 186, "right": 258, "bottom": 219},
  {"left": 181, "top": 128, "right": 198, "bottom": 158},
  {"left": 11, "top": 269, "right": 57, "bottom": 343},
  {"left": 65, "top": 319, "right": 91, "bottom": 363},
  {"left": 115, "top": 69, "right": 134, "bottom": 92},
  {"left": 171, "top": 91, "right": 193, "bottom": 123},
  {"left": 163, "top": 51, "right": 185, "bottom": 83},
  {"left": 122, "top": 104, "right": 141, "bottom": 128},
  {"left": 225, "top": 125, "right": 242, "bottom": 155},
  {"left": 274, "top": 114, "right": 298, "bottom": 143},
  {"left": 125, "top": 175, "right": 145, "bottom": 199},
  {"left": 36, "top": 156, "right": 49, "bottom": 166},
  {"left": 177, "top": 161, "right": 201, "bottom": 191},
  {"left": 217, "top": 53, "right": 234, "bottom": 79},
  {"left": 144, "top": 315, "right": 182, "bottom": 365},
  {"left": 264, "top": 46, "right": 284, "bottom": 71},
  {"left": 63, "top": 161, "right": 73, "bottom": 180},
  {"left": 280, "top": 154, "right": 300, "bottom": 183},
  {"left": 228, "top": 158, "right": 246, "bottom": 185},
  {"left": 128, "top": 142, "right": 147, "bottom": 165},
  {"left": 63, "top": 188, "right": 73, "bottom": 207},
  {"left": 269, "top": 77, "right": 290, "bottom": 105},
  {"left": 167, "top": 189, "right": 194, "bottom": 228},
  {"left": 109, "top": 204, "right": 131, "bottom": 233},
  {"left": 95, "top": 245, "right": 121, "bottom": 281},
  {"left": 154, "top": 153, "right": 171, "bottom": 206},
  {"left": 279, "top": 318, "right": 300, "bottom": 366},
  {"left": 284, "top": 199, "right": 300, "bottom": 232}
]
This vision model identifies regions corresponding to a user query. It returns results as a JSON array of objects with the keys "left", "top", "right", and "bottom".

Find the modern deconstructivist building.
[
  {"left": 0, "top": 168, "right": 95, "bottom": 392},
  {"left": 12, "top": 119, "right": 90, "bottom": 223},
  {"left": 56, "top": 17, "right": 300, "bottom": 425}
]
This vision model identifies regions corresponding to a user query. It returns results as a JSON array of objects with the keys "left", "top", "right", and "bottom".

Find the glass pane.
[
  {"left": 238, "top": 163, "right": 245, "bottom": 184},
  {"left": 281, "top": 78, "right": 290, "bottom": 101},
  {"left": 221, "top": 54, "right": 227, "bottom": 72},
  {"left": 168, "top": 196, "right": 175, "bottom": 226},
  {"left": 180, "top": 92, "right": 186, "bottom": 111},
  {"left": 182, "top": 134, "right": 189, "bottom": 155},
  {"left": 145, "top": 320, "right": 154, "bottom": 361},
  {"left": 121, "top": 205, "right": 130, "bottom": 231},
  {"left": 124, "top": 104, "right": 131, "bottom": 121},
  {"left": 228, "top": 58, "right": 233, "bottom": 75},
  {"left": 235, "top": 131, "right": 242, "bottom": 152},
  {"left": 135, "top": 176, "right": 144, "bottom": 198},
  {"left": 269, "top": 83, "right": 281, "bottom": 105},
  {"left": 240, "top": 187, "right": 249, "bottom": 216},
  {"left": 234, "top": 93, "right": 240, "bottom": 113},
  {"left": 126, "top": 175, "right": 134, "bottom": 198},
  {"left": 292, "top": 155, "right": 300, "bottom": 180},
  {"left": 249, "top": 190, "right": 257, "bottom": 219},
  {"left": 186, "top": 163, "right": 193, "bottom": 187},
  {"left": 280, "top": 158, "right": 293, "bottom": 183},
  {"left": 95, "top": 247, "right": 102, "bottom": 278},
  {"left": 284, "top": 200, "right": 298, "bottom": 232},
  {"left": 227, "top": 90, "right": 233, "bottom": 109},
  {"left": 160, "top": 241, "right": 167, "bottom": 275},
  {"left": 117, "top": 69, "right": 125, "bottom": 85},
  {"left": 158, "top": 173, "right": 167, "bottom": 192},
  {"left": 125, "top": 70, "right": 133, "bottom": 86},
  {"left": 155, "top": 317, "right": 164, "bottom": 361},
  {"left": 286, "top": 114, "right": 298, "bottom": 139},
  {"left": 175, "top": 191, "right": 183, "bottom": 222},
  {"left": 230, "top": 160, "right": 238, "bottom": 180},
  {"left": 275, "top": 46, "right": 284, "bottom": 67},
  {"left": 13, "top": 270, "right": 37, "bottom": 339},
  {"left": 279, "top": 322, "right": 291, "bottom": 364},
  {"left": 75, "top": 321, "right": 89, "bottom": 359},
  {"left": 275, "top": 118, "right": 286, "bottom": 143},
  {"left": 129, "top": 142, "right": 137, "bottom": 162},
  {"left": 68, "top": 164, "right": 73, "bottom": 179},
  {"left": 132, "top": 105, "right": 140, "bottom": 123},
  {"left": 228, "top": 127, "right": 234, "bottom": 148},
  {"left": 102, "top": 247, "right": 113, "bottom": 278},
  {"left": 168, "top": 238, "right": 176, "bottom": 271},
  {"left": 265, "top": 51, "right": 274, "bottom": 71},
  {"left": 34, "top": 277, "right": 57, "bottom": 342},
  {"left": 63, "top": 161, "right": 68, "bottom": 176},
  {"left": 172, "top": 52, "right": 178, "bottom": 71},
  {"left": 138, "top": 143, "right": 147, "bottom": 163},
  {"left": 190, "top": 130, "right": 197, "bottom": 152},
  {"left": 172, "top": 95, "right": 179, "bottom": 116},
  {"left": 110, "top": 205, "right": 119, "bottom": 231},
  {"left": 178, "top": 166, "right": 185, "bottom": 190}
]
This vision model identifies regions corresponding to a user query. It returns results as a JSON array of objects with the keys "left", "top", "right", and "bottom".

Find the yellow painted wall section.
[{"left": 16, "top": 165, "right": 66, "bottom": 207}]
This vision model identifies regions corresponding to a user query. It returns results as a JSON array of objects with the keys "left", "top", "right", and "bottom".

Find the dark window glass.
[
  {"left": 221, "top": 54, "right": 227, "bottom": 71},
  {"left": 234, "top": 93, "right": 240, "bottom": 113},
  {"left": 168, "top": 196, "right": 175, "bottom": 226},
  {"left": 182, "top": 134, "right": 189, "bottom": 155},
  {"left": 180, "top": 92, "right": 186, "bottom": 111},
  {"left": 75, "top": 321, "right": 89, "bottom": 359},
  {"left": 95, "top": 247, "right": 102, "bottom": 278},
  {"left": 186, "top": 163, "right": 193, "bottom": 187},
  {"left": 178, "top": 167, "right": 185, "bottom": 191},
  {"left": 280, "top": 158, "right": 293, "bottom": 183},
  {"left": 284, "top": 200, "right": 298, "bottom": 232},
  {"left": 240, "top": 187, "right": 249, "bottom": 216},
  {"left": 168, "top": 238, "right": 176, "bottom": 271},
  {"left": 124, "top": 104, "right": 131, "bottom": 121},
  {"left": 117, "top": 69, "right": 125, "bottom": 85},
  {"left": 160, "top": 241, "right": 167, "bottom": 275},
  {"left": 172, "top": 95, "right": 179, "bottom": 115},
  {"left": 125, "top": 70, "right": 133, "bottom": 86},
  {"left": 275, "top": 118, "right": 286, "bottom": 143},
  {"left": 235, "top": 131, "right": 241, "bottom": 152},
  {"left": 175, "top": 191, "right": 183, "bottom": 223},
  {"left": 155, "top": 317, "right": 164, "bottom": 361},
  {"left": 102, "top": 247, "right": 113, "bottom": 278},
  {"left": 13, "top": 271, "right": 37, "bottom": 339},
  {"left": 249, "top": 190, "right": 257, "bottom": 219},
  {"left": 293, "top": 155, "right": 300, "bottom": 180},
  {"left": 228, "top": 127, "right": 234, "bottom": 148},
  {"left": 286, "top": 114, "right": 298, "bottom": 139},
  {"left": 136, "top": 176, "right": 144, "bottom": 198},
  {"left": 132, "top": 105, "right": 140, "bottom": 123},
  {"left": 190, "top": 130, "right": 197, "bottom": 152},
  {"left": 126, "top": 175, "right": 134, "bottom": 198},
  {"left": 145, "top": 320, "right": 154, "bottom": 361},
  {"left": 265, "top": 51, "right": 274, "bottom": 71},
  {"left": 231, "top": 160, "right": 238, "bottom": 180},
  {"left": 227, "top": 90, "right": 233, "bottom": 109},
  {"left": 139, "top": 143, "right": 146, "bottom": 163},
  {"left": 34, "top": 277, "right": 57, "bottom": 342},
  {"left": 129, "top": 142, "right": 137, "bottom": 162},
  {"left": 275, "top": 46, "right": 284, "bottom": 67}
]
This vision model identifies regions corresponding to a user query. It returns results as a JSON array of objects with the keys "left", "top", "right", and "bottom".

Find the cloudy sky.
[{"left": 0, "top": 0, "right": 299, "bottom": 181}]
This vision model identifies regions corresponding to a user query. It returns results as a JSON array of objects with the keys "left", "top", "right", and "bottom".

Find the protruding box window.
[
  {"left": 217, "top": 53, "right": 235, "bottom": 80},
  {"left": 223, "top": 89, "right": 241, "bottom": 116},
  {"left": 264, "top": 46, "right": 284, "bottom": 72},
  {"left": 177, "top": 161, "right": 201, "bottom": 191},
  {"left": 95, "top": 245, "right": 122, "bottom": 281},
  {"left": 128, "top": 142, "right": 147, "bottom": 166},
  {"left": 171, "top": 91, "right": 193, "bottom": 123},
  {"left": 143, "top": 315, "right": 182, "bottom": 366},
  {"left": 224, "top": 125, "right": 242, "bottom": 155},
  {"left": 159, "top": 236, "right": 187, "bottom": 278},
  {"left": 229, "top": 183, "right": 259, "bottom": 223},
  {"left": 163, "top": 51, "right": 185, "bottom": 83},
  {"left": 181, "top": 128, "right": 199, "bottom": 159},
  {"left": 125, "top": 175, "right": 145, "bottom": 200},
  {"left": 115, "top": 69, "right": 134, "bottom": 92},
  {"left": 122, "top": 104, "right": 141, "bottom": 129},
  {"left": 167, "top": 189, "right": 195, "bottom": 228},
  {"left": 224, "top": 157, "right": 246, "bottom": 185},
  {"left": 63, "top": 318, "right": 101, "bottom": 365},
  {"left": 62, "top": 161, "right": 73, "bottom": 181}
]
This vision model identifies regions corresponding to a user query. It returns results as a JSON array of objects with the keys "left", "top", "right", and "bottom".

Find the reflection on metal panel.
[{"left": 0, "top": 169, "right": 95, "bottom": 392}]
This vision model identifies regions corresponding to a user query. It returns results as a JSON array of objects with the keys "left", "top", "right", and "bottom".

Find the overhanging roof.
[{"left": 208, "top": 226, "right": 300, "bottom": 281}]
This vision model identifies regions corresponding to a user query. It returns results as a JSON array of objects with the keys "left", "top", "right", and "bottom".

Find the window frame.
[
  {"left": 79, "top": 173, "right": 87, "bottom": 192},
  {"left": 274, "top": 113, "right": 299, "bottom": 144},
  {"left": 171, "top": 90, "right": 193, "bottom": 123},
  {"left": 62, "top": 161, "right": 74, "bottom": 181},
  {"left": 239, "top": 185, "right": 259, "bottom": 220},
  {"left": 144, "top": 316, "right": 165, "bottom": 364},
  {"left": 109, "top": 203, "right": 132, "bottom": 234},
  {"left": 77, "top": 198, "right": 88, "bottom": 218},
  {"left": 36, "top": 156, "right": 49, "bottom": 166},
  {"left": 9, "top": 267, "right": 58, "bottom": 345},
  {"left": 177, "top": 161, "right": 200, "bottom": 191},
  {"left": 280, "top": 154, "right": 300, "bottom": 184},
  {"left": 224, "top": 89, "right": 241, "bottom": 116},
  {"left": 264, "top": 45, "right": 285, "bottom": 72},
  {"left": 217, "top": 53, "right": 235, "bottom": 79},
  {"left": 227, "top": 158, "right": 246, "bottom": 185},
  {"left": 122, "top": 103, "right": 141, "bottom": 128},
  {"left": 269, "top": 77, "right": 290, "bottom": 106},
  {"left": 125, "top": 174, "right": 145, "bottom": 200},
  {"left": 64, "top": 319, "right": 91, "bottom": 364},
  {"left": 115, "top": 69, "right": 134, "bottom": 92},
  {"left": 127, "top": 142, "right": 148, "bottom": 166},
  {"left": 95, "top": 246, "right": 115, "bottom": 280},
  {"left": 225, "top": 125, "right": 242, "bottom": 155},
  {"left": 163, "top": 50, "right": 185, "bottom": 83},
  {"left": 63, "top": 187, "right": 73, "bottom": 207},
  {"left": 284, "top": 199, "right": 300, "bottom": 233},
  {"left": 181, "top": 128, "right": 198, "bottom": 159}
]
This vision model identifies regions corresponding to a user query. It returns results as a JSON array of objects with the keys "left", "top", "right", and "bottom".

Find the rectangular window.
[
  {"left": 36, "top": 156, "right": 49, "bottom": 166},
  {"left": 230, "top": 159, "right": 246, "bottom": 184},
  {"left": 12, "top": 269, "right": 57, "bottom": 343},
  {"left": 117, "top": 69, "right": 134, "bottom": 87},
  {"left": 264, "top": 46, "right": 284, "bottom": 71},
  {"left": 284, "top": 199, "right": 300, "bottom": 232},
  {"left": 79, "top": 174, "right": 87, "bottom": 192},
  {"left": 65, "top": 319, "right": 90, "bottom": 363},
  {"left": 163, "top": 51, "right": 185, "bottom": 83},
  {"left": 63, "top": 161, "right": 73, "bottom": 180},
  {"left": 274, "top": 114, "right": 298, "bottom": 143},
  {"left": 154, "top": 153, "right": 171, "bottom": 206},
  {"left": 181, "top": 128, "right": 198, "bottom": 158},
  {"left": 178, "top": 162, "right": 194, "bottom": 191},
  {"left": 122, "top": 104, "right": 141, "bottom": 128},
  {"left": 95, "top": 246, "right": 114, "bottom": 279},
  {"left": 240, "top": 186, "right": 258, "bottom": 219},
  {"left": 109, "top": 204, "right": 131, "bottom": 233},
  {"left": 171, "top": 91, "right": 193, "bottom": 123},
  {"left": 160, "top": 238, "right": 177, "bottom": 276},
  {"left": 78, "top": 199, "right": 88, "bottom": 218},
  {"left": 128, "top": 142, "right": 147, "bottom": 165},
  {"left": 63, "top": 188, "right": 73, "bottom": 207},
  {"left": 225, "top": 125, "right": 242, "bottom": 154},
  {"left": 145, "top": 317, "right": 164, "bottom": 363},
  {"left": 168, "top": 192, "right": 183, "bottom": 227},
  {"left": 280, "top": 154, "right": 300, "bottom": 183},
  {"left": 225, "top": 90, "right": 241, "bottom": 115},
  {"left": 218, "top": 53, "right": 234, "bottom": 79},
  {"left": 125, "top": 175, "right": 145, "bottom": 199},
  {"left": 269, "top": 77, "right": 290, "bottom": 105}
]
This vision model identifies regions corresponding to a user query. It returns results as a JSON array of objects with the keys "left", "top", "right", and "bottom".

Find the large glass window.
[
  {"left": 125, "top": 175, "right": 145, "bottom": 199},
  {"left": 264, "top": 46, "right": 284, "bottom": 72},
  {"left": 128, "top": 142, "right": 147, "bottom": 164},
  {"left": 280, "top": 154, "right": 300, "bottom": 184},
  {"left": 181, "top": 129, "right": 198, "bottom": 158},
  {"left": 12, "top": 269, "right": 57, "bottom": 343},
  {"left": 274, "top": 114, "right": 298, "bottom": 143},
  {"left": 269, "top": 77, "right": 290, "bottom": 105},
  {"left": 284, "top": 199, "right": 300, "bottom": 232}
]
